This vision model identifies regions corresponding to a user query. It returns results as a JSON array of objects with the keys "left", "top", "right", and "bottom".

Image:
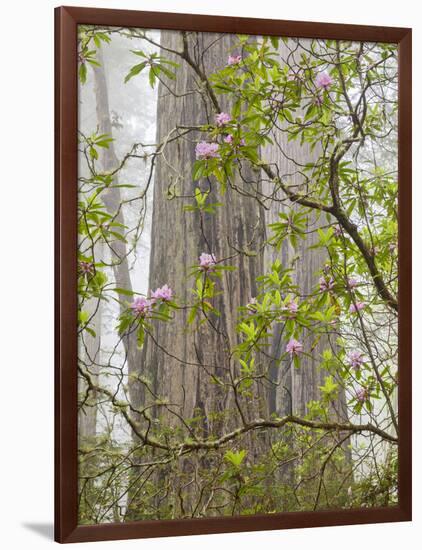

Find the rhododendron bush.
[{"left": 77, "top": 25, "right": 398, "bottom": 524}]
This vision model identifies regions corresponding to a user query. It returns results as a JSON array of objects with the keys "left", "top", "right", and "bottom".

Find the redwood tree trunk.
[
  {"left": 128, "top": 31, "right": 268, "bottom": 518},
  {"left": 142, "top": 31, "right": 266, "bottom": 435}
]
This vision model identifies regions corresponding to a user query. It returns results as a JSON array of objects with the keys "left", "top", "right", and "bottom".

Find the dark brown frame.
[{"left": 55, "top": 5, "right": 412, "bottom": 543}]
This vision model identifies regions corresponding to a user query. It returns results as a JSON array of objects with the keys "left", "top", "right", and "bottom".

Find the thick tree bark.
[
  {"left": 142, "top": 31, "right": 266, "bottom": 435},
  {"left": 125, "top": 31, "right": 268, "bottom": 518}
]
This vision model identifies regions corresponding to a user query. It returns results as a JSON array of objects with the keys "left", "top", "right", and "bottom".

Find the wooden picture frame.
[{"left": 55, "top": 5, "right": 412, "bottom": 543}]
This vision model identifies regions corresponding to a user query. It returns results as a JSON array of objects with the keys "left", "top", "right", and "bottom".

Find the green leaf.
[
  {"left": 78, "top": 310, "right": 89, "bottom": 324},
  {"left": 319, "top": 375, "right": 339, "bottom": 399},
  {"left": 117, "top": 315, "right": 132, "bottom": 335},
  {"left": 270, "top": 36, "right": 279, "bottom": 49},
  {"left": 124, "top": 61, "right": 147, "bottom": 83},
  {"left": 187, "top": 305, "right": 198, "bottom": 324},
  {"left": 158, "top": 64, "right": 176, "bottom": 80},
  {"left": 137, "top": 326, "right": 145, "bottom": 348},
  {"left": 113, "top": 287, "right": 135, "bottom": 296},
  {"left": 108, "top": 230, "right": 127, "bottom": 243},
  {"left": 130, "top": 50, "right": 148, "bottom": 58},
  {"left": 79, "top": 62, "right": 87, "bottom": 84},
  {"left": 89, "top": 146, "right": 98, "bottom": 160},
  {"left": 192, "top": 160, "right": 205, "bottom": 181},
  {"left": 149, "top": 66, "right": 157, "bottom": 88},
  {"left": 224, "top": 449, "right": 247, "bottom": 468}
]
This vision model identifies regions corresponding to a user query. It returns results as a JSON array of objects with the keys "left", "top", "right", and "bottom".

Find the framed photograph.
[{"left": 55, "top": 6, "right": 412, "bottom": 543}]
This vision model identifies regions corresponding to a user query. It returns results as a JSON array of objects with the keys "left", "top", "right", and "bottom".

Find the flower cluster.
[
  {"left": 224, "top": 134, "right": 245, "bottom": 146},
  {"left": 333, "top": 225, "right": 342, "bottom": 237},
  {"left": 347, "top": 277, "right": 358, "bottom": 289},
  {"left": 286, "top": 338, "right": 303, "bottom": 356},
  {"left": 131, "top": 284, "right": 174, "bottom": 317},
  {"left": 287, "top": 300, "right": 298, "bottom": 316},
  {"left": 356, "top": 387, "right": 368, "bottom": 403},
  {"left": 79, "top": 260, "right": 95, "bottom": 276},
  {"left": 346, "top": 350, "right": 364, "bottom": 370},
  {"left": 151, "top": 284, "right": 173, "bottom": 302},
  {"left": 349, "top": 301, "right": 365, "bottom": 313},
  {"left": 215, "top": 112, "right": 231, "bottom": 126},
  {"left": 199, "top": 252, "right": 217, "bottom": 271},
  {"left": 130, "top": 296, "right": 153, "bottom": 317},
  {"left": 315, "top": 71, "right": 333, "bottom": 90},
  {"left": 195, "top": 141, "right": 219, "bottom": 160},
  {"left": 319, "top": 276, "right": 335, "bottom": 292},
  {"left": 227, "top": 54, "right": 242, "bottom": 66},
  {"left": 280, "top": 300, "right": 298, "bottom": 318}
]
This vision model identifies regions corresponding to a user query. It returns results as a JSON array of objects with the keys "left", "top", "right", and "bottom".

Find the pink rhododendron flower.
[
  {"left": 347, "top": 277, "right": 358, "bottom": 289},
  {"left": 286, "top": 338, "right": 303, "bottom": 356},
  {"left": 131, "top": 296, "right": 153, "bottom": 317},
  {"left": 79, "top": 260, "right": 94, "bottom": 276},
  {"left": 224, "top": 134, "right": 245, "bottom": 146},
  {"left": 347, "top": 350, "right": 364, "bottom": 370},
  {"left": 227, "top": 55, "right": 242, "bottom": 65},
  {"left": 199, "top": 252, "right": 217, "bottom": 271},
  {"left": 319, "top": 277, "right": 335, "bottom": 292},
  {"left": 195, "top": 141, "right": 219, "bottom": 160},
  {"left": 333, "top": 225, "right": 342, "bottom": 237},
  {"left": 315, "top": 71, "right": 333, "bottom": 90},
  {"left": 349, "top": 302, "right": 365, "bottom": 313},
  {"left": 287, "top": 300, "right": 298, "bottom": 316},
  {"left": 151, "top": 284, "right": 173, "bottom": 302},
  {"left": 356, "top": 387, "right": 368, "bottom": 403},
  {"left": 215, "top": 112, "right": 231, "bottom": 126}
]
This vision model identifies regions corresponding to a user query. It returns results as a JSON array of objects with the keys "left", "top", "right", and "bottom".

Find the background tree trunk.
[
  {"left": 262, "top": 43, "right": 351, "bottom": 494},
  {"left": 92, "top": 50, "right": 148, "bottom": 521},
  {"left": 263, "top": 133, "right": 350, "bottom": 420},
  {"left": 261, "top": 42, "right": 348, "bottom": 423},
  {"left": 92, "top": 49, "right": 144, "bottom": 410}
]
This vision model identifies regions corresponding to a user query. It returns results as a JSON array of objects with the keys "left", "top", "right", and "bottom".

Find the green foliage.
[
  {"left": 269, "top": 210, "right": 307, "bottom": 250},
  {"left": 125, "top": 51, "right": 179, "bottom": 85},
  {"left": 225, "top": 449, "right": 247, "bottom": 468},
  {"left": 77, "top": 28, "right": 399, "bottom": 523},
  {"left": 77, "top": 28, "right": 111, "bottom": 84}
]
